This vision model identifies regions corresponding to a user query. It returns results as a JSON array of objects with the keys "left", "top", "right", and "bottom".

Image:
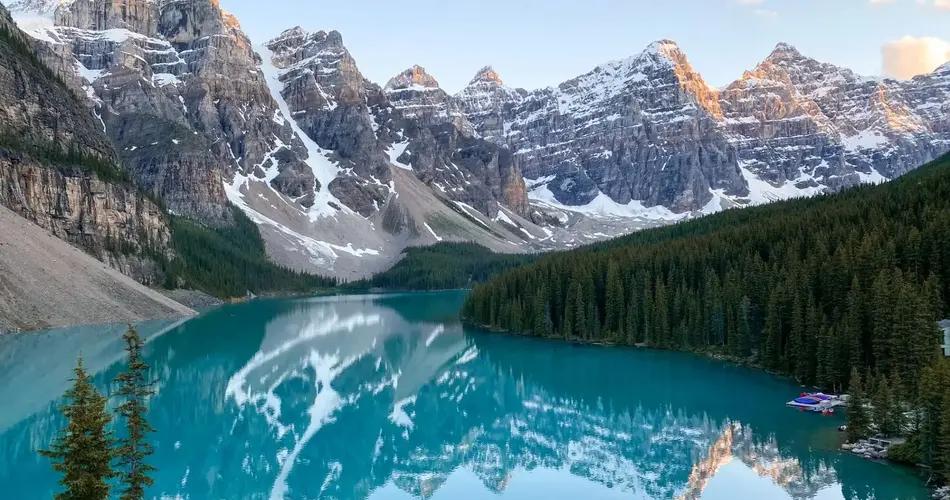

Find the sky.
[{"left": 220, "top": 0, "right": 950, "bottom": 93}]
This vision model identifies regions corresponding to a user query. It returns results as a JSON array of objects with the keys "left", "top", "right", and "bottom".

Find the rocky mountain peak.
[
  {"left": 266, "top": 27, "right": 344, "bottom": 54},
  {"left": 469, "top": 65, "right": 504, "bottom": 86},
  {"left": 766, "top": 42, "right": 804, "bottom": 63},
  {"left": 639, "top": 39, "right": 723, "bottom": 118},
  {"left": 385, "top": 64, "right": 441, "bottom": 91},
  {"left": 643, "top": 39, "right": 682, "bottom": 58},
  {"left": 210, "top": 0, "right": 242, "bottom": 31},
  {"left": 937, "top": 61, "right": 950, "bottom": 74},
  {"left": 269, "top": 26, "right": 308, "bottom": 44}
]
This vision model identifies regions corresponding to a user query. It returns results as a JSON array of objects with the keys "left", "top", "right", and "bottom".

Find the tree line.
[
  {"left": 463, "top": 153, "right": 950, "bottom": 477},
  {"left": 161, "top": 205, "right": 338, "bottom": 298},
  {"left": 348, "top": 242, "right": 535, "bottom": 292},
  {"left": 41, "top": 326, "right": 156, "bottom": 500}
]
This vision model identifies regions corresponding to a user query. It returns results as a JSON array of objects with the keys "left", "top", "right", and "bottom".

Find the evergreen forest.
[
  {"left": 161, "top": 206, "right": 337, "bottom": 298},
  {"left": 350, "top": 242, "right": 535, "bottom": 291}
]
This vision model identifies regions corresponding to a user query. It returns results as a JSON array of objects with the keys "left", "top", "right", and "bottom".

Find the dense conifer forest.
[
  {"left": 349, "top": 242, "right": 535, "bottom": 291},
  {"left": 161, "top": 206, "right": 337, "bottom": 297},
  {"left": 463, "top": 153, "right": 950, "bottom": 473}
]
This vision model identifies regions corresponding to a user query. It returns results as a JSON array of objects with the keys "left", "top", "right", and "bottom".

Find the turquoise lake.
[{"left": 0, "top": 291, "right": 929, "bottom": 499}]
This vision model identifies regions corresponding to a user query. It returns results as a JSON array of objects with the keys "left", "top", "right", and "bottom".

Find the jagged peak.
[
  {"left": 584, "top": 39, "right": 686, "bottom": 80},
  {"left": 269, "top": 26, "right": 308, "bottom": 45},
  {"left": 642, "top": 39, "right": 682, "bottom": 57},
  {"left": 937, "top": 61, "right": 950, "bottom": 75},
  {"left": 267, "top": 27, "right": 343, "bottom": 49},
  {"left": 210, "top": 0, "right": 242, "bottom": 32},
  {"left": 468, "top": 65, "right": 504, "bottom": 86},
  {"left": 384, "top": 65, "right": 441, "bottom": 91},
  {"left": 611, "top": 39, "right": 687, "bottom": 72},
  {"left": 766, "top": 42, "right": 804, "bottom": 62}
]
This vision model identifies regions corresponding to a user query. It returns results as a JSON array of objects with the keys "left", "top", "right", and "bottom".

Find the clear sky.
[{"left": 220, "top": 0, "right": 950, "bottom": 93}]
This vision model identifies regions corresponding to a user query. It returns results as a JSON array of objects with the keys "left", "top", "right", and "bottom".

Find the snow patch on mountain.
[
  {"left": 737, "top": 164, "right": 824, "bottom": 205},
  {"left": 257, "top": 44, "right": 347, "bottom": 220},
  {"left": 842, "top": 129, "right": 889, "bottom": 151},
  {"left": 387, "top": 141, "right": 412, "bottom": 171},
  {"left": 526, "top": 179, "right": 686, "bottom": 221}
]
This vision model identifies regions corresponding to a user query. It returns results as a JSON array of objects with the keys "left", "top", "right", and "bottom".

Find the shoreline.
[{"left": 463, "top": 320, "right": 937, "bottom": 488}]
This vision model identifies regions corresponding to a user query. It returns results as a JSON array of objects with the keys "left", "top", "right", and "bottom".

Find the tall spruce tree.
[
  {"left": 846, "top": 368, "right": 871, "bottom": 443},
  {"left": 889, "top": 371, "right": 907, "bottom": 437},
  {"left": 872, "top": 373, "right": 898, "bottom": 437},
  {"left": 938, "top": 389, "right": 950, "bottom": 483},
  {"left": 113, "top": 326, "right": 156, "bottom": 500},
  {"left": 39, "top": 357, "right": 115, "bottom": 500}
]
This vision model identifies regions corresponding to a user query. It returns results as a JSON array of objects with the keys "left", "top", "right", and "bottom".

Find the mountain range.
[{"left": 3, "top": 0, "right": 950, "bottom": 281}]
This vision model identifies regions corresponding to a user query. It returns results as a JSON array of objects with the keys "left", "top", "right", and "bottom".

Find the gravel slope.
[{"left": 0, "top": 205, "right": 195, "bottom": 332}]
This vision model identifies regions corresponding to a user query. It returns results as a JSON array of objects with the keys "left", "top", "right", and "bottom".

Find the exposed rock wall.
[{"left": 0, "top": 2, "right": 171, "bottom": 283}]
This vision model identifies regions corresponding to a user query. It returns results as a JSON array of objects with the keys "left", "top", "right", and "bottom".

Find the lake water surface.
[{"left": 0, "top": 292, "right": 928, "bottom": 499}]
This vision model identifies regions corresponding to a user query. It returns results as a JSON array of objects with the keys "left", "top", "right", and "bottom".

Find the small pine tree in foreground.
[
  {"left": 113, "top": 326, "right": 157, "bottom": 500},
  {"left": 39, "top": 356, "right": 115, "bottom": 500}
]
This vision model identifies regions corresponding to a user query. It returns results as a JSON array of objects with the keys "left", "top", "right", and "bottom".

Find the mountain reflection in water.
[{"left": 0, "top": 292, "right": 926, "bottom": 499}]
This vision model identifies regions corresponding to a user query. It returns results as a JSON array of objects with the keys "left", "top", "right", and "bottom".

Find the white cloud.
[
  {"left": 935, "top": 0, "right": 950, "bottom": 10},
  {"left": 754, "top": 9, "right": 779, "bottom": 19},
  {"left": 881, "top": 36, "right": 950, "bottom": 79}
]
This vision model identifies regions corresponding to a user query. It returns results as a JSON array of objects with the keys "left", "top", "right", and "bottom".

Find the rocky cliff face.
[
  {"left": 262, "top": 30, "right": 530, "bottom": 219},
  {"left": 381, "top": 63, "right": 529, "bottom": 217},
  {"left": 0, "top": 2, "right": 170, "bottom": 282},
  {"left": 262, "top": 27, "right": 392, "bottom": 217},
  {"left": 718, "top": 43, "right": 945, "bottom": 194},
  {"left": 0, "top": 153, "right": 170, "bottom": 280},
  {"left": 456, "top": 41, "right": 950, "bottom": 214},
  {"left": 484, "top": 41, "right": 745, "bottom": 212},
  {"left": 8, "top": 0, "right": 950, "bottom": 277},
  {"left": 454, "top": 66, "right": 526, "bottom": 144},
  {"left": 7, "top": 0, "right": 320, "bottom": 223}
]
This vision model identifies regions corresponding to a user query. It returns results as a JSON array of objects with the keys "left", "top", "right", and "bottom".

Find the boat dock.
[{"left": 786, "top": 392, "right": 848, "bottom": 413}]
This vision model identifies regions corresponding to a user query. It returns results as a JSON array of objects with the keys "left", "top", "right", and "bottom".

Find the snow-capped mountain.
[
  {"left": 3, "top": 2, "right": 552, "bottom": 279},
  {"left": 457, "top": 40, "right": 950, "bottom": 214},
  {"left": 454, "top": 66, "right": 527, "bottom": 144},
  {"left": 5, "top": 0, "right": 950, "bottom": 279}
]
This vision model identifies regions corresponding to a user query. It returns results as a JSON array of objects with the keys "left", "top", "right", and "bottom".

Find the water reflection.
[{"left": 0, "top": 292, "right": 926, "bottom": 499}]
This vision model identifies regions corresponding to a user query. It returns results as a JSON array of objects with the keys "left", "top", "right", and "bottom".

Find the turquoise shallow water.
[{"left": 0, "top": 291, "right": 928, "bottom": 499}]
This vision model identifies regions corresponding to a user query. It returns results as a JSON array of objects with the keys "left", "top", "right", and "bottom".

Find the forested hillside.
[
  {"left": 159, "top": 206, "right": 338, "bottom": 298},
  {"left": 464, "top": 154, "right": 950, "bottom": 395},
  {"left": 349, "top": 243, "right": 534, "bottom": 291}
]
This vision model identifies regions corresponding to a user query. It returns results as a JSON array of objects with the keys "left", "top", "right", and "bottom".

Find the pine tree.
[
  {"left": 872, "top": 373, "right": 896, "bottom": 437},
  {"left": 763, "top": 288, "right": 784, "bottom": 370},
  {"left": 846, "top": 367, "right": 870, "bottom": 443},
  {"left": 789, "top": 295, "right": 806, "bottom": 381},
  {"left": 938, "top": 389, "right": 950, "bottom": 482},
  {"left": 888, "top": 372, "right": 906, "bottom": 437},
  {"left": 624, "top": 286, "right": 638, "bottom": 345},
  {"left": 654, "top": 279, "right": 669, "bottom": 348},
  {"left": 533, "top": 283, "right": 551, "bottom": 336},
  {"left": 605, "top": 260, "right": 624, "bottom": 337},
  {"left": 844, "top": 277, "right": 865, "bottom": 372},
  {"left": 113, "top": 326, "right": 156, "bottom": 500},
  {"left": 39, "top": 357, "right": 115, "bottom": 500},
  {"left": 921, "top": 363, "right": 950, "bottom": 468},
  {"left": 737, "top": 295, "right": 753, "bottom": 357}
]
